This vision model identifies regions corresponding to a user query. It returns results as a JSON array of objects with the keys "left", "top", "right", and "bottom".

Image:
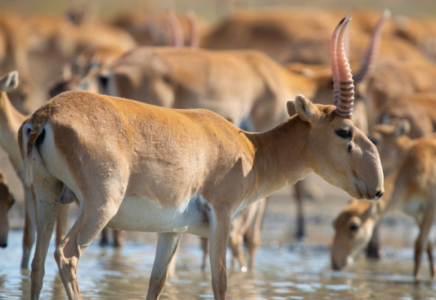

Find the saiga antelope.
[
  {"left": 0, "top": 170, "right": 15, "bottom": 248},
  {"left": 0, "top": 71, "right": 68, "bottom": 269},
  {"left": 203, "top": 9, "right": 425, "bottom": 64},
  {"left": 22, "top": 18, "right": 383, "bottom": 300},
  {"left": 377, "top": 93, "right": 436, "bottom": 139},
  {"left": 100, "top": 11, "right": 386, "bottom": 244},
  {"left": 331, "top": 121, "right": 436, "bottom": 278}
]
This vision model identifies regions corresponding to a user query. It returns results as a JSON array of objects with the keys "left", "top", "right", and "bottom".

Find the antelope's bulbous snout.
[
  {"left": 352, "top": 134, "right": 385, "bottom": 201},
  {"left": 330, "top": 245, "right": 352, "bottom": 271},
  {"left": 365, "top": 142, "right": 384, "bottom": 201}
]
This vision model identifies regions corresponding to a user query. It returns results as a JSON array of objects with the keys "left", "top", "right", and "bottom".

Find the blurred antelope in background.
[
  {"left": 331, "top": 121, "right": 436, "bottom": 279},
  {"left": 0, "top": 71, "right": 69, "bottom": 268}
]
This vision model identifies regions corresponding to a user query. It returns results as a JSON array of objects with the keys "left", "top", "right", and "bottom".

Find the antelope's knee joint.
[{"left": 54, "top": 247, "right": 63, "bottom": 264}]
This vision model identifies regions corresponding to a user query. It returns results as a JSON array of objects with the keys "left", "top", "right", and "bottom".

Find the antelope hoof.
[{"left": 240, "top": 266, "right": 247, "bottom": 273}]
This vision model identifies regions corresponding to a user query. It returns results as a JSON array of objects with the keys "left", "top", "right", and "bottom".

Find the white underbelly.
[{"left": 107, "top": 195, "right": 209, "bottom": 237}]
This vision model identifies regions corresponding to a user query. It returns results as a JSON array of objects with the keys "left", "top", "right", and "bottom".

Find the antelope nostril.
[
  {"left": 0, "top": 243, "right": 7, "bottom": 248},
  {"left": 375, "top": 190, "right": 384, "bottom": 200}
]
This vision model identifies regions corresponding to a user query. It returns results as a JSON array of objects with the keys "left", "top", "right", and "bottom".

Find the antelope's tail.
[{"left": 19, "top": 114, "right": 49, "bottom": 186}]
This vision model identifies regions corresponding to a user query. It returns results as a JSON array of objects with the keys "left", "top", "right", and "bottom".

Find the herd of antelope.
[{"left": 0, "top": 4, "right": 436, "bottom": 299}]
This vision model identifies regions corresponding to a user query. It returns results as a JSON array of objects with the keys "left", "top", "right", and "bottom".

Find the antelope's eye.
[
  {"left": 349, "top": 223, "right": 359, "bottom": 231},
  {"left": 335, "top": 129, "right": 352, "bottom": 139}
]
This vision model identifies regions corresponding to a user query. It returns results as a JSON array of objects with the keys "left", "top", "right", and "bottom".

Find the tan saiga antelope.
[
  {"left": 0, "top": 170, "right": 16, "bottom": 248},
  {"left": 0, "top": 71, "right": 68, "bottom": 269},
  {"left": 377, "top": 93, "right": 436, "bottom": 139},
  {"left": 22, "top": 18, "right": 383, "bottom": 300},
  {"left": 331, "top": 121, "right": 436, "bottom": 278},
  {"left": 100, "top": 12, "right": 385, "bottom": 243}
]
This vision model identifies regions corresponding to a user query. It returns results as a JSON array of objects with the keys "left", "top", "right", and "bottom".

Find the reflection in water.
[{"left": 1, "top": 230, "right": 436, "bottom": 299}]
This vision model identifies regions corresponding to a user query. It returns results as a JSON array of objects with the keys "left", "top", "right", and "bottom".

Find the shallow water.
[{"left": 1, "top": 230, "right": 436, "bottom": 300}]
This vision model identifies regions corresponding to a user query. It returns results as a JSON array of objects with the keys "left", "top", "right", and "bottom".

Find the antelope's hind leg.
[
  {"left": 54, "top": 185, "right": 125, "bottom": 300},
  {"left": 200, "top": 237, "right": 209, "bottom": 271},
  {"left": 426, "top": 240, "right": 435, "bottom": 278},
  {"left": 22, "top": 187, "right": 36, "bottom": 270},
  {"left": 30, "top": 178, "right": 63, "bottom": 300},
  {"left": 413, "top": 207, "right": 436, "bottom": 279},
  {"left": 246, "top": 198, "right": 266, "bottom": 271}
]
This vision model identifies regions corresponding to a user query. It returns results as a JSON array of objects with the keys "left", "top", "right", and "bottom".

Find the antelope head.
[
  {"left": 331, "top": 199, "right": 378, "bottom": 270},
  {"left": 290, "top": 18, "right": 384, "bottom": 200},
  {"left": 0, "top": 172, "right": 15, "bottom": 248},
  {"left": 368, "top": 120, "right": 411, "bottom": 174}
]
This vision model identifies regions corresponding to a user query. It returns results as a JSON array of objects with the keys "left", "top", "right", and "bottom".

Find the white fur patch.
[{"left": 107, "top": 195, "right": 209, "bottom": 237}]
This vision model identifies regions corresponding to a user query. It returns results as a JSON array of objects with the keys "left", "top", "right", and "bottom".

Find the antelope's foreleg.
[
  {"left": 22, "top": 186, "right": 36, "bottom": 269},
  {"left": 112, "top": 229, "right": 124, "bottom": 248},
  {"left": 229, "top": 224, "right": 245, "bottom": 271},
  {"left": 55, "top": 204, "right": 69, "bottom": 246},
  {"left": 200, "top": 237, "right": 209, "bottom": 271},
  {"left": 365, "top": 223, "right": 381, "bottom": 259},
  {"left": 209, "top": 207, "right": 231, "bottom": 300},
  {"left": 100, "top": 227, "right": 109, "bottom": 246},
  {"left": 294, "top": 181, "right": 306, "bottom": 240},
  {"left": 167, "top": 245, "right": 179, "bottom": 278},
  {"left": 146, "top": 232, "right": 182, "bottom": 300},
  {"left": 246, "top": 198, "right": 266, "bottom": 271},
  {"left": 30, "top": 181, "right": 62, "bottom": 300},
  {"left": 414, "top": 207, "right": 436, "bottom": 279},
  {"left": 426, "top": 240, "right": 435, "bottom": 278}
]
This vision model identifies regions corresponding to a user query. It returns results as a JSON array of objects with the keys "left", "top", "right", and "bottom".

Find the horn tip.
[{"left": 383, "top": 9, "right": 391, "bottom": 18}]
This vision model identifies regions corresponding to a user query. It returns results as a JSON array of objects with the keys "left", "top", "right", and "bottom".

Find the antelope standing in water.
[
  {"left": 22, "top": 18, "right": 383, "bottom": 300},
  {"left": 100, "top": 11, "right": 387, "bottom": 244}
]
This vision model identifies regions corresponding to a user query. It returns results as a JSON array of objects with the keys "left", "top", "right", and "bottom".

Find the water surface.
[{"left": 1, "top": 230, "right": 436, "bottom": 300}]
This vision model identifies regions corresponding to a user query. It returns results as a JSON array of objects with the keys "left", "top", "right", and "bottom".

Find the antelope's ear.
[
  {"left": 354, "top": 82, "right": 368, "bottom": 100},
  {"left": 294, "top": 94, "right": 319, "bottom": 124},
  {"left": 286, "top": 100, "right": 297, "bottom": 117},
  {"left": 0, "top": 71, "right": 19, "bottom": 92},
  {"left": 394, "top": 119, "right": 411, "bottom": 137}
]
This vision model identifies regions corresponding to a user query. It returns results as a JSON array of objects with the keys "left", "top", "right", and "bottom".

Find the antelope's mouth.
[{"left": 354, "top": 182, "right": 365, "bottom": 199}]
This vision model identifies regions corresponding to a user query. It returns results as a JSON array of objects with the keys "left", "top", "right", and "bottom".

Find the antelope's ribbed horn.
[
  {"left": 354, "top": 9, "right": 390, "bottom": 83},
  {"left": 335, "top": 18, "right": 354, "bottom": 117},
  {"left": 186, "top": 11, "right": 199, "bottom": 48},
  {"left": 167, "top": 12, "right": 183, "bottom": 47},
  {"left": 330, "top": 18, "right": 345, "bottom": 106}
]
